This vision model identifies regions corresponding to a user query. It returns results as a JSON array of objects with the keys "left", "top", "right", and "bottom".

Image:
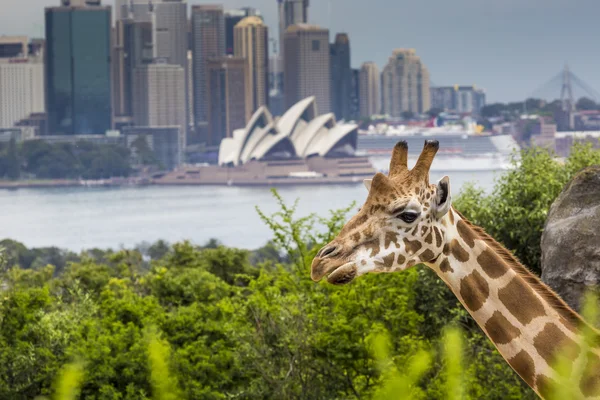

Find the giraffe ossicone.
[{"left": 311, "top": 140, "right": 600, "bottom": 399}]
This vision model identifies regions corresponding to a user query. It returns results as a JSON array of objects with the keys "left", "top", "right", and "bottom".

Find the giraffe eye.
[{"left": 398, "top": 211, "right": 419, "bottom": 223}]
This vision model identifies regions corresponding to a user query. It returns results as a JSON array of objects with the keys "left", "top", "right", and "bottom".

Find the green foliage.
[{"left": 2, "top": 144, "right": 600, "bottom": 399}]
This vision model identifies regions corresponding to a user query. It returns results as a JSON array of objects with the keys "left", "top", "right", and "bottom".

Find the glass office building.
[{"left": 45, "top": 6, "right": 112, "bottom": 135}]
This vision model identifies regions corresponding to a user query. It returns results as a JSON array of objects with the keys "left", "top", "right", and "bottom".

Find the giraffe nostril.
[{"left": 319, "top": 245, "right": 338, "bottom": 258}]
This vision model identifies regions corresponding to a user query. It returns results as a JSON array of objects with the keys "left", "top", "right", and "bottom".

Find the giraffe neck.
[{"left": 429, "top": 208, "right": 600, "bottom": 398}]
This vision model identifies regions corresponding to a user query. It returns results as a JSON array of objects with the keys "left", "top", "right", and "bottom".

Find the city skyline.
[{"left": 1, "top": 0, "right": 599, "bottom": 103}]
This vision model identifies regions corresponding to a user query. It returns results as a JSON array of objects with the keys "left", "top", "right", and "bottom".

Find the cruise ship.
[{"left": 357, "top": 122, "right": 520, "bottom": 172}]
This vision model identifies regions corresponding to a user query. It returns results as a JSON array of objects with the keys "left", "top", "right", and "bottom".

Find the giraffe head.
[{"left": 311, "top": 140, "right": 452, "bottom": 284}]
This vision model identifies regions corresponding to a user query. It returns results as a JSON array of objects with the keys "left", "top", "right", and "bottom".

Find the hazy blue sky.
[{"left": 2, "top": 0, "right": 599, "bottom": 103}]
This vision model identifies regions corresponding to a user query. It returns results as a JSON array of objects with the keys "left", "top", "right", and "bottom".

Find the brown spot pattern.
[
  {"left": 345, "top": 214, "right": 368, "bottom": 231},
  {"left": 459, "top": 270, "right": 489, "bottom": 312},
  {"left": 411, "top": 226, "right": 419, "bottom": 236},
  {"left": 403, "top": 237, "right": 422, "bottom": 254},
  {"left": 363, "top": 241, "right": 380, "bottom": 258},
  {"left": 449, "top": 210, "right": 455, "bottom": 224},
  {"left": 397, "top": 254, "right": 406, "bottom": 265},
  {"left": 508, "top": 350, "right": 536, "bottom": 388},
  {"left": 420, "top": 249, "right": 435, "bottom": 262},
  {"left": 533, "top": 323, "right": 580, "bottom": 370},
  {"left": 498, "top": 278, "right": 545, "bottom": 325},
  {"left": 351, "top": 232, "right": 361, "bottom": 243},
  {"left": 477, "top": 248, "right": 508, "bottom": 279},
  {"left": 535, "top": 374, "right": 559, "bottom": 399},
  {"left": 384, "top": 231, "right": 400, "bottom": 249},
  {"left": 443, "top": 243, "right": 450, "bottom": 256},
  {"left": 434, "top": 227, "right": 442, "bottom": 247},
  {"left": 424, "top": 231, "right": 433, "bottom": 244},
  {"left": 375, "top": 253, "right": 395, "bottom": 270},
  {"left": 421, "top": 226, "right": 428, "bottom": 235},
  {"left": 485, "top": 311, "right": 521, "bottom": 344},
  {"left": 456, "top": 220, "right": 476, "bottom": 248},
  {"left": 450, "top": 239, "right": 470, "bottom": 262},
  {"left": 439, "top": 258, "right": 453, "bottom": 273}
]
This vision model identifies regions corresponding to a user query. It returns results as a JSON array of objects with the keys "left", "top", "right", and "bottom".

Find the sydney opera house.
[{"left": 154, "top": 97, "right": 375, "bottom": 186}]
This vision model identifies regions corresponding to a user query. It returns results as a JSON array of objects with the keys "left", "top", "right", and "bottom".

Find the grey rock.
[{"left": 541, "top": 165, "right": 600, "bottom": 311}]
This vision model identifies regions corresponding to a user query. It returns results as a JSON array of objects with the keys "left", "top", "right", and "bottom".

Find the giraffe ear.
[
  {"left": 363, "top": 178, "right": 373, "bottom": 192},
  {"left": 434, "top": 176, "right": 452, "bottom": 218}
]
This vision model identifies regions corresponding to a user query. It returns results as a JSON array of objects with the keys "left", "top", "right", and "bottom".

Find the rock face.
[{"left": 541, "top": 165, "right": 600, "bottom": 311}]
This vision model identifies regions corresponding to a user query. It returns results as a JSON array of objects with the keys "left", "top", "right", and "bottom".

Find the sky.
[{"left": 2, "top": 0, "right": 599, "bottom": 103}]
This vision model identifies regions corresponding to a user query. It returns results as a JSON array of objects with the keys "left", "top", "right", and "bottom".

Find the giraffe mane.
[{"left": 453, "top": 208, "right": 594, "bottom": 331}]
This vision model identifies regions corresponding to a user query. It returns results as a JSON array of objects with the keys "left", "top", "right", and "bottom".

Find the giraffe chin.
[{"left": 326, "top": 262, "right": 358, "bottom": 285}]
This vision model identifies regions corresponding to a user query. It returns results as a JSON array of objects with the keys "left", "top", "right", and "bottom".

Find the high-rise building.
[
  {"left": 132, "top": 63, "right": 186, "bottom": 143},
  {"left": 126, "top": 0, "right": 188, "bottom": 68},
  {"left": 123, "top": 126, "right": 183, "bottom": 170},
  {"left": 330, "top": 33, "right": 351, "bottom": 120},
  {"left": 381, "top": 49, "right": 430, "bottom": 117},
  {"left": 0, "top": 56, "right": 45, "bottom": 128},
  {"left": 207, "top": 57, "right": 246, "bottom": 146},
  {"left": 45, "top": 2, "right": 112, "bottom": 135},
  {"left": 113, "top": 18, "right": 153, "bottom": 119},
  {"left": 278, "top": 0, "right": 309, "bottom": 59},
  {"left": 225, "top": 8, "right": 261, "bottom": 55},
  {"left": 284, "top": 24, "right": 330, "bottom": 114},
  {"left": 0, "top": 36, "right": 29, "bottom": 58},
  {"left": 359, "top": 62, "right": 380, "bottom": 117},
  {"left": 234, "top": 16, "right": 269, "bottom": 121},
  {"left": 191, "top": 5, "right": 225, "bottom": 144},
  {"left": 350, "top": 68, "right": 360, "bottom": 120},
  {"left": 430, "top": 85, "right": 486, "bottom": 115},
  {"left": 187, "top": 50, "right": 194, "bottom": 130}
]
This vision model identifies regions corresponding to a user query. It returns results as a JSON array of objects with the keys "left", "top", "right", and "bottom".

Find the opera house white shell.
[{"left": 218, "top": 96, "right": 358, "bottom": 166}]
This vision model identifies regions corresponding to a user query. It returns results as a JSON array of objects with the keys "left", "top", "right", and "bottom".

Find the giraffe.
[{"left": 311, "top": 140, "right": 600, "bottom": 399}]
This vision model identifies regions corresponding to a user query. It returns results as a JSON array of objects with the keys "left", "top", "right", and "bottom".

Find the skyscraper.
[
  {"left": 359, "top": 62, "right": 380, "bottom": 117},
  {"left": 113, "top": 18, "right": 153, "bottom": 119},
  {"left": 224, "top": 8, "right": 261, "bottom": 55},
  {"left": 381, "top": 49, "right": 430, "bottom": 117},
  {"left": 45, "top": 2, "right": 112, "bottom": 135},
  {"left": 330, "top": 33, "right": 351, "bottom": 120},
  {"left": 126, "top": 0, "right": 188, "bottom": 68},
  {"left": 191, "top": 5, "right": 225, "bottom": 145},
  {"left": 0, "top": 56, "right": 45, "bottom": 128},
  {"left": 284, "top": 24, "right": 330, "bottom": 114},
  {"left": 234, "top": 16, "right": 269, "bottom": 121},
  {"left": 0, "top": 36, "right": 29, "bottom": 58},
  {"left": 207, "top": 57, "right": 246, "bottom": 146},
  {"left": 350, "top": 68, "right": 360, "bottom": 120},
  {"left": 268, "top": 56, "right": 284, "bottom": 116},
  {"left": 278, "top": 0, "right": 309, "bottom": 58},
  {"left": 132, "top": 62, "right": 186, "bottom": 141}
]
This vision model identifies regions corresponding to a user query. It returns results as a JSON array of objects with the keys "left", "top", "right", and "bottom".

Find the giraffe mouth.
[{"left": 326, "top": 262, "right": 358, "bottom": 285}]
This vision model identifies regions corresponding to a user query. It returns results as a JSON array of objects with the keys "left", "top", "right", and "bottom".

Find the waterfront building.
[
  {"left": 381, "top": 48, "right": 430, "bottom": 117},
  {"left": 430, "top": 85, "right": 486, "bottom": 115},
  {"left": 0, "top": 56, "right": 45, "bottom": 128},
  {"left": 359, "top": 62, "right": 380, "bottom": 117},
  {"left": 45, "top": 2, "right": 112, "bottom": 135},
  {"left": 234, "top": 16, "right": 269, "bottom": 121},
  {"left": 124, "top": 126, "right": 183, "bottom": 170},
  {"left": 283, "top": 24, "right": 330, "bottom": 114},
  {"left": 225, "top": 8, "right": 261, "bottom": 55}
]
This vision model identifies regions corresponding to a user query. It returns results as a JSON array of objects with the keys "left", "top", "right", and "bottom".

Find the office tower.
[
  {"left": 225, "top": 8, "right": 261, "bottom": 55},
  {"left": 132, "top": 63, "right": 186, "bottom": 138},
  {"left": 234, "top": 16, "right": 269, "bottom": 121},
  {"left": 187, "top": 50, "right": 194, "bottom": 130},
  {"left": 191, "top": 5, "right": 225, "bottom": 144},
  {"left": 126, "top": 0, "right": 188, "bottom": 68},
  {"left": 113, "top": 19, "right": 153, "bottom": 119},
  {"left": 0, "top": 56, "right": 45, "bottom": 128},
  {"left": 278, "top": 0, "right": 309, "bottom": 59},
  {"left": 45, "top": 2, "right": 112, "bottom": 135},
  {"left": 330, "top": 33, "right": 351, "bottom": 120},
  {"left": 207, "top": 57, "right": 246, "bottom": 146},
  {"left": 350, "top": 68, "right": 360, "bottom": 120},
  {"left": 359, "top": 62, "right": 380, "bottom": 117},
  {"left": 284, "top": 24, "right": 330, "bottom": 113},
  {"left": 0, "top": 36, "right": 29, "bottom": 58},
  {"left": 381, "top": 49, "right": 430, "bottom": 117}
]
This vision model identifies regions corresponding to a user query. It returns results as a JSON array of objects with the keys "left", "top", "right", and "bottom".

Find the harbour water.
[{"left": 0, "top": 169, "right": 502, "bottom": 251}]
